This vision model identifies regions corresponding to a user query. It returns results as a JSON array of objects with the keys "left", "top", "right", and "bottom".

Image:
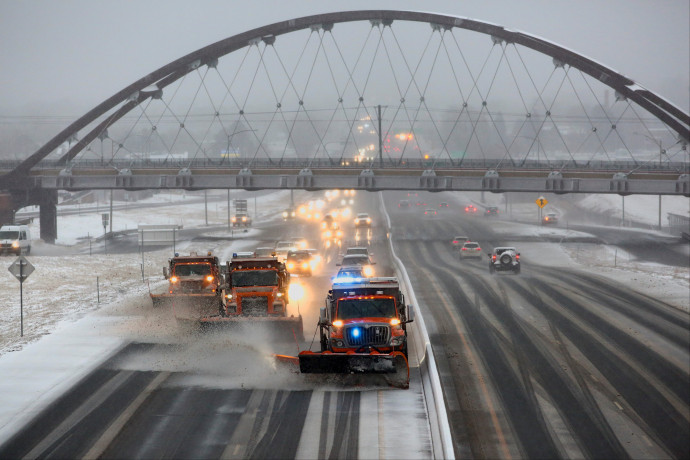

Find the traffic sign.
[
  {"left": 8, "top": 256, "right": 34, "bottom": 282},
  {"left": 536, "top": 196, "right": 548, "bottom": 208}
]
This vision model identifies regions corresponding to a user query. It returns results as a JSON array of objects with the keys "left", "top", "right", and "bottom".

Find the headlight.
[
  {"left": 287, "top": 263, "right": 295, "bottom": 269},
  {"left": 170, "top": 276, "right": 178, "bottom": 283},
  {"left": 12, "top": 241, "right": 19, "bottom": 249},
  {"left": 206, "top": 275, "right": 214, "bottom": 282},
  {"left": 334, "top": 340, "right": 344, "bottom": 347},
  {"left": 225, "top": 294, "right": 233, "bottom": 300},
  {"left": 390, "top": 318, "right": 401, "bottom": 326},
  {"left": 366, "top": 218, "right": 371, "bottom": 223},
  {"left": 231, "top": 217, "right": 237, "bottom": 222},
  {"left": 363, "top": 265, "right": 374, "bottom": 277},
  {"left": 332, "top": 320, "right": 343, "bottom": 328},
  {"left": 242, "top": 216, "right": 247, "bottom": 222},
  {"left": 391, "top": 337, "right": 403, "bottom": 345},
  {"left": 282, "top": 211, "right": 288, "bottom": 218},
  {"left": 302, "top": 262, "right": 309, "bottom": 269},
  {"left": 276, "top": 292, "right": 283, "bottom": 297}
]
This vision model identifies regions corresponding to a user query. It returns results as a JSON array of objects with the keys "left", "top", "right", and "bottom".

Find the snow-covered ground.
[{"left": 0, "top": 189, "right": 687, "bottom": 445}]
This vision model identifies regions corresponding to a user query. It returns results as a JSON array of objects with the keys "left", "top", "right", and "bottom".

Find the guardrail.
[{"left": 378, "top": 192, "right": 455, "bottom": 460}]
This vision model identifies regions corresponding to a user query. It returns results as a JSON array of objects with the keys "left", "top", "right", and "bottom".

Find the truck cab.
[
  {"left": 319, "top": 277, "right": 413, "bottom": 356},
  {"left": 231, "top": 199, "right": 252, "bottom": 227},
  {"left": 222, "top": 256, "right": 290, "bottom": 317},
  {"left": 163, "top": 252, "right": 222, "bottom": 295},
  {"left": 0, "top": 224, "right": 32, "bottom": 255}
]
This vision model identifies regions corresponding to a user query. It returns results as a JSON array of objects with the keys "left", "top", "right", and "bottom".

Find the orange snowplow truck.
[
  {"left": 151, "top": 252, "right": 224, "bottom": 321},
  {"left": 298, "top": 277, "right": 414, "bottom": 387},
  {"left": 201, "top": 254, "right": 303, "bottom": 339}
]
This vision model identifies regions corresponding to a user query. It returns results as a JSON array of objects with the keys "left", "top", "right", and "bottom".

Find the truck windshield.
[
  {"left": 232, "top": 270, "right": 278, "bottom": 287},
  {"left": 174, "top": 263, "right": 211, "bottom": 277},
  {"left": 0, "top": 231, "right": 19, "bottom": 239},
  {"left": 337, "top": 297, "right": 396, "bottom": 320}
]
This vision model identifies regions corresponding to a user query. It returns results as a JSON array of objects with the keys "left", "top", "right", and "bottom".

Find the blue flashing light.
[
  {"left": 352, "top": 328, "right": 361, "bottom": 338},
  {"left": 232, "top": 253, "right": 238, "bottom": 258},
  {"left": 332, "top": 276, "right": 363, "bottom": 284}
]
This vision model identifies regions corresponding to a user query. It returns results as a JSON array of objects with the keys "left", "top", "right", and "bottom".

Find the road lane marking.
[
  {"left": 378, "top": 390, "right": 385, "bottom": 460},
  {"left": 421, "top": 268, "right": 512, "bottom": 459},
  {"left": 84, "top": 371, "right": 170, "bottom": 459},
  {"left": 25, "top": 370, "right": 136, "bottom": 459}
]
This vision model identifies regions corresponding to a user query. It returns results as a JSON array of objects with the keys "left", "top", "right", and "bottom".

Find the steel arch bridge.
[{"left": 1, "top": 10, "right": 688, "bottom": 241}]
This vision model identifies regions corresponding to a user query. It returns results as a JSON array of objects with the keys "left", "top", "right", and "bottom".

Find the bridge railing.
[{"left": 1, "top": 158, "right": 688, "bottom": 174}]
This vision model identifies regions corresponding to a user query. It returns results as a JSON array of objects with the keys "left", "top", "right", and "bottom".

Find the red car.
[{"left": 464, "top": 205, "right": 478, "bottom": 213}]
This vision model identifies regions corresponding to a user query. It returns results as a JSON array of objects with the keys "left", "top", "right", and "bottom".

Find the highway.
[
  {"left": 0, "top": 195, "right": 435, "bottom": 459},
  {"left": 0, "top": 190, "right": 688, "bottom": 459},
  {"left": 383, "top": 191, "right": 689, "bottom": 458}
]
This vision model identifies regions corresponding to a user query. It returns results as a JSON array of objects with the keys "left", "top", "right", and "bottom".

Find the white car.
[
  {"left": 354, "top": 213, "right": 372, "bottom": 228},
  {"left": 336, "top": 254, "right": 375, "bottom": 277},
  {"left": 274, "top": 241, "right": 297, "bottom": 260},
  {"left": 451, "top": 235, "right": 469, "bottom": 251},
  {"left": 459, "top": 241, "right": 482, "bottom": 259}
]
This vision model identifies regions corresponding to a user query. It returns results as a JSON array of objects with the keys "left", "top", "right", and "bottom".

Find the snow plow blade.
[
  {"left": 198, "top": 315, "right": 304, "bottom": 341},
  {"left": 298, "top": 351, "right": 409, "bottom": 388}
]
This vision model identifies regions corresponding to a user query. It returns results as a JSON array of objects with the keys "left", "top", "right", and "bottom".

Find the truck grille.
[
  {"left": 344, "top": 324, "right": 390, "bottom": 347},
  {"left": 241, "top": 296, "right": 268, "bottom": 316},
  {"left": 178, "top": 280, "right": 203, "bottom": 292}
]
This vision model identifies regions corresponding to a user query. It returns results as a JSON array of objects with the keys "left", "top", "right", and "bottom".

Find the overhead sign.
[
  {"left": 8, "top": 256, "right": 34, "bottom": 282},
  {"left": 536, "top": 196, "right": 548, "bottom": 208}
]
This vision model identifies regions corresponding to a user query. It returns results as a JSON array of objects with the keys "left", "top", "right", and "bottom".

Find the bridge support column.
[{"left": 39, "top": 190, "right": 58, "bottom": 243}]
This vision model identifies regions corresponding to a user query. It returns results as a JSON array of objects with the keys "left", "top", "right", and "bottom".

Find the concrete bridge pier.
[{"left": 38, "top": 190, "right": 57, "bottom": 243}]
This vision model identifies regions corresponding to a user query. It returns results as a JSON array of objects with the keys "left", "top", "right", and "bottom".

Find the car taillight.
[
  {"left": 453, "top": 240, "right": 458, "bottom": 244},
  {"left": 476, "top": 247, "right": 481, "bottom": 251},
  {"left": 462, "top": 248, "right": 466, "bottom": 251},
  {"left": 516, "top": 254, "right": 520, "bottom": 260},
  {"left": 492, "top": 255, "right": 496, "bottom": 261}
]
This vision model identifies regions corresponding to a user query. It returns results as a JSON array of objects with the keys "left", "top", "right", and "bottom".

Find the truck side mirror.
[
  {"left": 163, "top": 267, "right": 169, "bottom": 279},
  {"left": 319, "top": 307, "right": 327, "bottom": 325},
  {"left": 406, "top": 305, "right": 415, "bottom": 323}
]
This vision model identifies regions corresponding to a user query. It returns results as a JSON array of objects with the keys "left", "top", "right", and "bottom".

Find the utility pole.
[{"left": 377, "top": 104, "right": 383, "bottom": 168}]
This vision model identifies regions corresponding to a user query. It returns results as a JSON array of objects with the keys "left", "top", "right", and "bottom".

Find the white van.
[{"left": 0, "top": 225, "right": 31, "bottom": 255}]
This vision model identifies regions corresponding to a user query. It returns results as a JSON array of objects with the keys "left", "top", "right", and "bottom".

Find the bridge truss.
[{"left": 0, "top": 10, "right": 688, "bottom": 239}]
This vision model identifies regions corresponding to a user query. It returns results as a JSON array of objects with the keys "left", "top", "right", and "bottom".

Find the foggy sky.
[{"left": 1, "top": 0, "right": 688, "bottom": 117}]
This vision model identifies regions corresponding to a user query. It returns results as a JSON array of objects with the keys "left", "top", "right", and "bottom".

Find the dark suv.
[
  {"left": 488, "top": 247, "right": 520, "bottom": 274},
  {"left": 485, "top": 206, "right": 499, "bottom": 217}
]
